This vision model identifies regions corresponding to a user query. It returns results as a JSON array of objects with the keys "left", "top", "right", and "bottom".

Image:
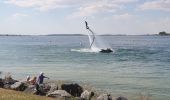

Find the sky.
[{"left": 0, "top": 0, "right": 170, "bottom": 35}]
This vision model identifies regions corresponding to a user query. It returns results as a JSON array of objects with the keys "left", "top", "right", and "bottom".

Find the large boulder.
[
  {"left": 61, "top": 83, "right": 83, "bottom": 97},
  {"left": 47, "top": 84, "right": 58, "bottom": 94},
  {"left": 81, "top": 90, "right": 94, "bottom": 100},
  {"left": 44, "top": 84, "right": 51, "bottom": 93},
  {"left": 26, "top": 84, "right": 51, "bottom": 96},
  {"left": 47, "top": 90, "right": 72, "bottom": 99},
  {"left": 11, "top": 82, "right": 28, "bottom": 91},
  {"left": 4, "top": 73, "right": 17, "bottom": 85},
  {"left": 24, "top": 85, "right": 37, "bottom": 94},
  {"left": 0, "top": 78, "right": 4, "bottom": 88},
  {"left": 3, "top": 79, "right": 18, "bottom": 89},
  {"left": 116, "top": 96, "right": 128, "bottom": 100},
  {"left": 3, "top": 84, "right": 11, "bottom": 89},
  {"left": 4, "top": 78, "right": 18, "bottom": 85},
  {"left": 97, "top": 94, "right": 112, "bottom": 100}
]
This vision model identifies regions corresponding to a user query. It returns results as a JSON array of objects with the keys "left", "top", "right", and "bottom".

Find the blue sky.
[{"left": 0, "top": 0, "right": 170, "bottom": 35}]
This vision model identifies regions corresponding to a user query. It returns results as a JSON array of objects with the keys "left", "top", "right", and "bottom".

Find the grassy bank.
[{"left": 0, "top": 88, "right": 55, "bottom": 100}]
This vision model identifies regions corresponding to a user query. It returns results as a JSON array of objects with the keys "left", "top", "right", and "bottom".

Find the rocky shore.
[{"left": 0, "top": 73, "right": 128, "bottom": 100}]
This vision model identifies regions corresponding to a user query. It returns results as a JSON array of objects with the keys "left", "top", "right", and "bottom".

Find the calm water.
[{"left": 0, "top": 35, "right": 170, "bottom": 100}]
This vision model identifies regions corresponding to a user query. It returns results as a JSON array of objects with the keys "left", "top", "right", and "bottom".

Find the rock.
[
  {"left": 116, "top": 96, "right": 128, "bottom": 100},
  {"left": 3, "top": 77, "right": 17, "bottom": 89},
  {"left": 97, "top": 94, "right": 112, "bottom": 100},
  {"left": 11, "top": 82, "right": 27, "bottom": 91},
  {"left": 0, "top": 78, "right": 4, "bottom": 88},
  {"left": 37, "top": 84, "right": 51, "bottom": 95},
  {"left": 4, "top": 78, "right": 18, "bottom": 85},
  {"left": 10, "top": 82, "right": 21, "bottom": 89},
  {"left": 47, "top": 90, "right": 72, "bottom": 99},
  {"left": 81, "top": 90, "right": 94, "bottom": 100},
  {"left": 24, "top": 85, "right": 37, "bottom": 94},
  {"left": 29, "top": 84, "right": 50, "bottom": 96},
  {"left": 61, "top": 83, "right": 83, "bottom": 97},
  {"left": 42, "top": 84, "right": 51, "bottom": 93},
  {"left": 108, "top": 94, "right": 112, "bottom": 100},
  {"left": 3, "top": 84, "right": 11, "bottom": 89},
  {"left": 4, "top": 72, "right": 17, "bottom": 85},
  {"left": 48, "top": 84, "right": 58, "bottom": 94}
]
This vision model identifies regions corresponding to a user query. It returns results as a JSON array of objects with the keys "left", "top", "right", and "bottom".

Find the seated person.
[{"left": 29, "top": 76, "right": 37, "bottom": 85}]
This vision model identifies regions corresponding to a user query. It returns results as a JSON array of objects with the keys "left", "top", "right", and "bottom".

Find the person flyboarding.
[
  {"left": 85, "top": 21, "right": 113, "bottom": 53},
  {"left": 85, "top": 21, "right": 89, "bottom": 29}
]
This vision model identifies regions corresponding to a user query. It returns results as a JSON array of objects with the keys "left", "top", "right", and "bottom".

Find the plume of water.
[
  {"left": 71, "top": 21, "right": 112, "bottom": 53},
  {"left": 87, "top": 29, "right": 111, "bottom": 52}
]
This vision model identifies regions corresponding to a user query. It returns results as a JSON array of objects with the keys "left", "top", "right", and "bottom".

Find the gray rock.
[
  {"left": 48, "top": 84, "right": 58, "bottom": 94},
  {"left": 81, "top": 90, "right": 94, "bottom": 100},
  {"left": 47, "top": 90, "right": 71, "bottom": 98},
  {"left": 0, "top": 78, "right": 4, "bottom": 88},
  {"left": 97, "top": 94, "right": 112, "bottom": 100},
  {"left": 11, "top": 82, "right": 27, "bottom": 91},
  {"left": 24, "top": 85, "right": 37, "bottom": 94},
  {"left": 34, "top": 84, "right": 51, "bottom": 96},
  {"left": 116, "top": 96, "right": 128, "bottom": 100},
  {"left": 42, "top": 84, "right": 51, "bottom": 93},
  {"left": 10, "top": 82, "right": 21, "bottom": 89},
  {"left": 3, "top": 78, "right": 18, "bottom": 89},
  {"left": 3, "top": 84, "right": 11, "bottom": 89},
  {"left": 61, "top": 83, "right": 83, "bottom": 97},
  {"left": 4, "top": 78, "right": 17, "bottom": 85}
]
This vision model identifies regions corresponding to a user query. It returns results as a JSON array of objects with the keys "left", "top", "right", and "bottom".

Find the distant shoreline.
[{"left": 0, "top": 34, "right": 168, "bottom": 36}]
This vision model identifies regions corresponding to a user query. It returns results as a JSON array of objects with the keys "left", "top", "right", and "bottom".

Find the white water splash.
[
  {"left": 71, "top": 21, "right": 113, "bottom": 53},
  {"left": 87, "top": 29, "right": 112, "bottom": 52},
  {"left": 71, "top": 48, "right": 100, "bottom": 53}
]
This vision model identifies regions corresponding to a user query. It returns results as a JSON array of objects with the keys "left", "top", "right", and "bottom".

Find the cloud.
[
  {"left": 110, "top": 0, "right": 138, "bottom": 3},
  {"left": 4, "top": 0, "right": 75, "bottom": 11},
  {"left": 13, "top": 13, "right": 28, "bottom": 18},
  {"left": 112, "top": 13, "right": 134, "bottom": 20},
  {"left": 67, "top": 0, "right": 138, "bottom": 19},
  {"left": 68, "top": 2, "right": 119, "bottom": 19},
  {"left": 4, "top": 0, "right": 138, "bottom": 16},
  {"left": 139, "top": 0, "right": 170, "bottom": 11}
]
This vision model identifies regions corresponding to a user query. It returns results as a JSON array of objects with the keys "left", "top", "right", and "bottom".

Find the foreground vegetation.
[{"left": 0, "top": 88, "right": 55, "bottom": 100}]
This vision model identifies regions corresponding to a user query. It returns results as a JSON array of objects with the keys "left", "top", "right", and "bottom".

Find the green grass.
[{"left": 0, "top": 88, "right": 55, "bottom": 100}]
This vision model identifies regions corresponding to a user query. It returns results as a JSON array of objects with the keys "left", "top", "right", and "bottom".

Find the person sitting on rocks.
[
  {"left": 26, "top": 76, "right": 30, "bottom": 82},
  {"left": 29, "top": 76, "right": 37, "bottom": 85}
]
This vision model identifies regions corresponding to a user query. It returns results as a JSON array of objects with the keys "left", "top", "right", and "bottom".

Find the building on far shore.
[{"left": 159, "top": 31, "right": 170, "bottom": 36}]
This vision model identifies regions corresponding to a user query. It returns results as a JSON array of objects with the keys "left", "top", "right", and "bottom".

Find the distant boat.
[{"left": 85, "top": 21, "right": 113, "bottom": 53}]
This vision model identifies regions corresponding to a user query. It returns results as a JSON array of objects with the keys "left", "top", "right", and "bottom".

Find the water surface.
[{"left": 0, "top": 35, "right": 170, "bottom": 100}]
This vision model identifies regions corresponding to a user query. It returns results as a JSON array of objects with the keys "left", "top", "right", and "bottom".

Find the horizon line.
[{"left": 0, "top": 33, "right": 161, "bottom": 36}]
